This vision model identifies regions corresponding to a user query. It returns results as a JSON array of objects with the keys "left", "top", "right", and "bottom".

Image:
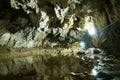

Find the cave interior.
[{"left": 0, "top": 0, "right": 120, "bottom": 80}]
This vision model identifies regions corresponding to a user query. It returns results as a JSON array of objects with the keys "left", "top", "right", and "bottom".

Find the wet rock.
[
  {"left": 0, "top": 33, "right": 11, "bottom": 46},
  {"left": 64, "top": 72, "right": 95, "bottom": 80},
  {"left": 10, "top": 0, "right": 39, "bottom": 13},
  {"left": 96, "top": 71, "right": 114, "bottom": 80},
  {"left": 93, "top": 49, "right": 101, "bottom": 54},
  {"left": 77, "top": 51, "right": 85, "bottom": 55}
]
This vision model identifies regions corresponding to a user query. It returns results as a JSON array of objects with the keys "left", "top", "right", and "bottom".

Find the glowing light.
[
  {"left": 84, "top": 23, "right": 96, "bottom": 36},
  {"left": 91, "top": 69, "right": 98, "bottom": 76},
  {"left": 80, "top": 41, "right": 86, "bottom": 48},
  {"left": 70, "top": 72, "right": 76, "bottom": 75},
  {"left": 88, "top": 27, "right": 96, "bottom": 36},
  {"left": 84, "top": 16, "right": 96, "bottom": 36}
]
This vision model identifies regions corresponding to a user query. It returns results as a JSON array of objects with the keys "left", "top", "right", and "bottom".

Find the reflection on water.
[{"left": 0, "top": 48, "right": 119, "bottom": 80}]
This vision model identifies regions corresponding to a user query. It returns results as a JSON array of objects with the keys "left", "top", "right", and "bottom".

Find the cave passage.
[{"left": 0, "top": 0, "right": 120, "bottom": 80}]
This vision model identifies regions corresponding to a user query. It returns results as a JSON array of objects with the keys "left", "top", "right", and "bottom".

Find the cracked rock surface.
[{"left": 0, "top": 0, "right": 120, "bottom": 50}]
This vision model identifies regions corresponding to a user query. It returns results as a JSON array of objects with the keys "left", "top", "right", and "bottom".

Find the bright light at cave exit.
[
  {"left": 84, "top": 16, "right": 96, "bottom": 36},
  {"left": 86, "top": 24, "right": 96, "bottom": 36},
  {"left": 80, "top": 41, "right": 86, "bottom": 48}
]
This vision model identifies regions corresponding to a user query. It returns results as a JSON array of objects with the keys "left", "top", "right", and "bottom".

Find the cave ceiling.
[{"left": 0, "top": 0, "right": 120, "bottom": 53}]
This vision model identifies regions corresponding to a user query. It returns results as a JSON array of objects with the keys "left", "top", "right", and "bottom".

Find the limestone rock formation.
[{"left": 0, "top": 0, "right": 120, "bottom": 51}]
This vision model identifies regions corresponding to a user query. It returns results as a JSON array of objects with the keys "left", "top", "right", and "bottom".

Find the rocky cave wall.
[{"left": 0, "top": 0, "right": 120, "bottom": 53}]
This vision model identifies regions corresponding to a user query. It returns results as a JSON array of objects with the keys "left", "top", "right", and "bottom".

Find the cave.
[{"left": 0, "top": 0, "right": 120, "bottom": 80}]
